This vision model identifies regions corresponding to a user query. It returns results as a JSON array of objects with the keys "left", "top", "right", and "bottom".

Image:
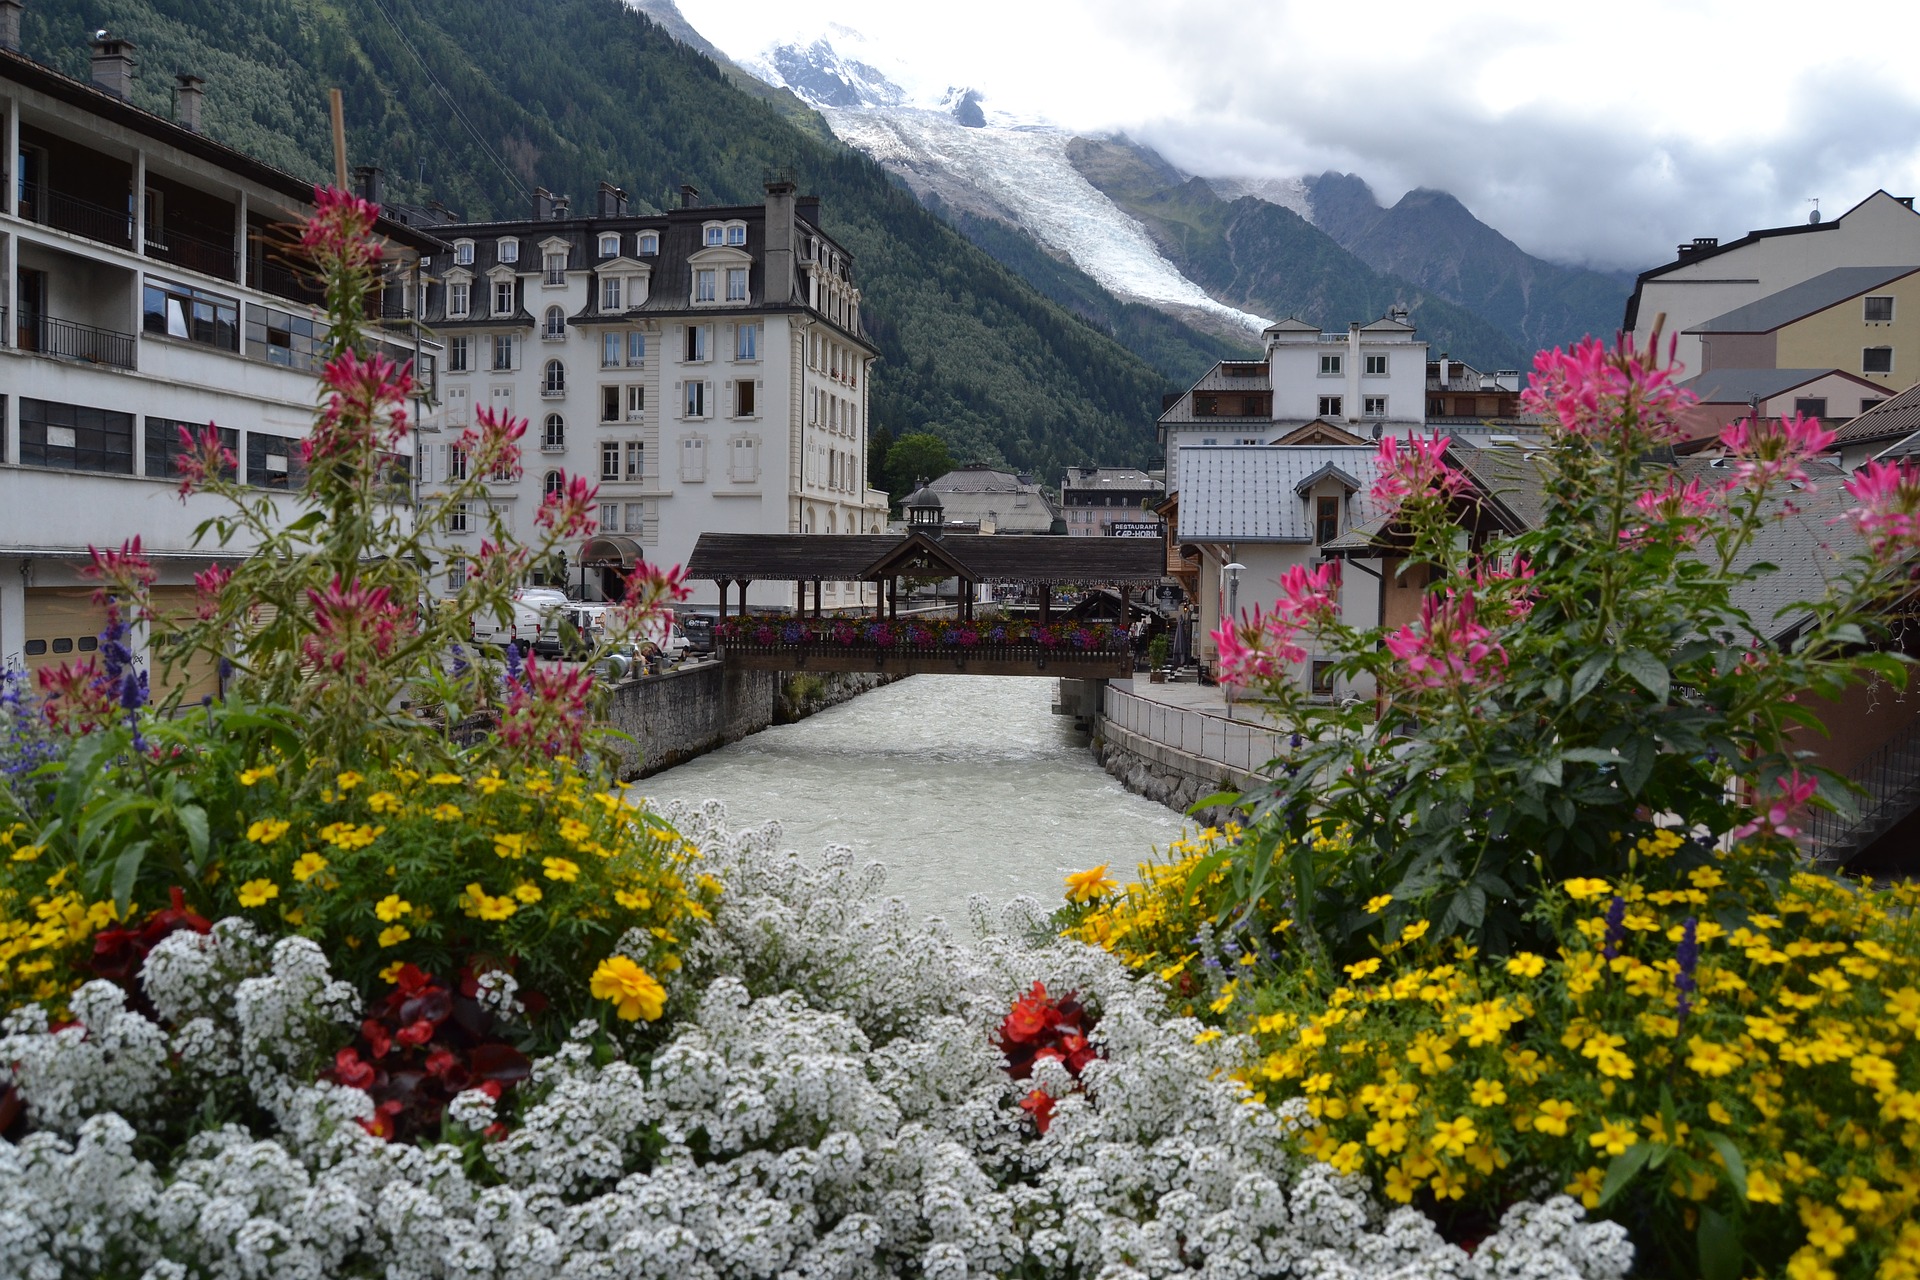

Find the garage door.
[
  {"left": 22, "top": 587, "right": 106, "bottom": 675},
  {"left": 149, "top": 585, "right": 222, "bottom": 706}
]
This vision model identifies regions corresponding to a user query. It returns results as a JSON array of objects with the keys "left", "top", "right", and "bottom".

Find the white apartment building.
[
  {"left": 420, "top": 180, "right": 887, "bottom": 613},
  {"left": 1156, "top": 309, "right": 1428, "bottom": 485},
  {"left": 0, "top": 22, "right": 438, "bottom": 692}
]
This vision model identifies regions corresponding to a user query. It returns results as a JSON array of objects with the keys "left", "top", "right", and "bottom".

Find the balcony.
[
  {"left": 145, "top": 224, "right": 237, "bottom": 282},
  {"left": 12, "top": 312, "right": 137, "bottom": 371},
  {"left": 19, "top": 182, "right": 132, "bottom": 249}
]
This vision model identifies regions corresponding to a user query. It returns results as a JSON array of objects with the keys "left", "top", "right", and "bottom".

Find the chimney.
[
  {"left": 795, "top": 194, "right": 821, "bottom": 226},
  {"left": 90, "top": 33, "right": 137, "bottom": 99},
  {"left": 679, "top": 184, "right": 699, "bottom": 209},
  {"left": 597, "top": 181, "right": 624, "bottom": 218},
  {"left": 532, "top": 187, "right": 553, "bottom": 219},
  {"left": 763, "top": 178, "right": 796, "bottom": 306},
  {"left": 171, "top": 73, "right": 205, "bottom": 131},
  {"left": 353, "top": 164, "right": 383, "bottom": 207},
  {"left": 0, "top": 0, "right": 23, "bottom": 53},
  {"left": 550, "top": 194, "right": 569, "bottom": 220}
]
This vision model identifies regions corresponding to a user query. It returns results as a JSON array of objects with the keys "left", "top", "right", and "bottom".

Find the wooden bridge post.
[
  {"left": 1038, "top": 584, "right": 1051, "bottom": 626},
  {"left": 812, "top": 579, "right": 823, "bottom": 618},
  {"left": 716, "top": 578, "right": 730, "bottom": 619}
]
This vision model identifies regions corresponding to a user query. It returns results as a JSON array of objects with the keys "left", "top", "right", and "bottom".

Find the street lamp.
[{"left": 1222, "top": 561, "right": 1245, "bottom": 720}]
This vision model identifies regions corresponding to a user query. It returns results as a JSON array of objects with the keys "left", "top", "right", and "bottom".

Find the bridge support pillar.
[{"left": 1052, "top": 676, "right": 1107, "bottom": 732}]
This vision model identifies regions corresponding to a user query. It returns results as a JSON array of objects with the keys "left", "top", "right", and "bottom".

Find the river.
[{"left": 636, "top": 675, "right": 1191, "bottom": 924}]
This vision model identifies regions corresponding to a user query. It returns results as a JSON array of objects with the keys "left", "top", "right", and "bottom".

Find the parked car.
[
  {"left": 532, "top": 603, "right": 605, "bottom": 659},
  {"left": 470, "top": 599, "right": 546, "bottom": 648}
]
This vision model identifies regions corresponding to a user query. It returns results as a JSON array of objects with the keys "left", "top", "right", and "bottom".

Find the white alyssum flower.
[{"left": 0, "top": 800, "right": 1632, "bottom": 1279}]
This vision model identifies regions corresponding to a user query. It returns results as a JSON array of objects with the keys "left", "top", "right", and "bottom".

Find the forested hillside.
[{"left": 17, "top": 0, "right": 1229, "bottom": 476}]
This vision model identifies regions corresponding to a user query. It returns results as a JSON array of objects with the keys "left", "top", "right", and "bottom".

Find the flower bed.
[{"left": 716, "top": 615, "right": 1128, "bottom": 653}]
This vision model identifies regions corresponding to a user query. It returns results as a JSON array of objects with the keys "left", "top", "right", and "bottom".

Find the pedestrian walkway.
[{"left": 1112, "top": 673, "right": 1289, "bottom": 729}]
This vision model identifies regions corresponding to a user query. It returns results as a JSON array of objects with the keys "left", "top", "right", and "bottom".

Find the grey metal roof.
[
  {"left": 1834, "top": 379, "right": 1920, "bottom": 445},
  {"left": 1060, "top": 467, "right": 1163, "bottom": 492},
  {"left": 1156, "top": 360, "right": 1272, "bottom": 427},
  {"left": 1175, "top": 446, "right": 1383, "bottom": 542},
  {"left": 1878, "top": 431, "right": 1920, "bottom": 460},
  {"left": 1688, "top": 266, "right": 1920, "bottom": 334},
  {"left": 927, "top": 466, "right": 1057, "bottom": 532},
  {"left": 1714, "top": 462, "right": 1867, "bottom": 641},
  {"left": 1677, "top": 369, "right": 1865, "bottom": 404}
]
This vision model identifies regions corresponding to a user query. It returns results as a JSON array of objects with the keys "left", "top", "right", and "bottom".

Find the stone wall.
[
  {"left": 602, "top": 662, "right": 897, "bottom": 780},
  {"left": 1090, "top": 719, "right": 1260, "bottom": 824}
]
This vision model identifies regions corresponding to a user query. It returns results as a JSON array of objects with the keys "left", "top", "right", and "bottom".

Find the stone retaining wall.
[{"left": 1091, "top": 718, "right": 1259, "bottom": 822}]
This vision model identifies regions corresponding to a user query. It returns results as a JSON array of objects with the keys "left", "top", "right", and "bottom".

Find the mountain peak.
[{"left": 749, "top": 33, "right": 908, "bottom": 109}]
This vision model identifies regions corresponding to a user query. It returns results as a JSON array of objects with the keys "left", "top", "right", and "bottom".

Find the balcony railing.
[
  {"left": 145, "top": 224, "right": 237, "bottom": 281},
  {"left": 14, "top": 314, "right": 137, "bottom": 370},
  {"left": 19, "top": 183, "right": 133, "bottom": 248},
  {"left": 1803, "top": 715, "right": 1920, "bottom": 863}
]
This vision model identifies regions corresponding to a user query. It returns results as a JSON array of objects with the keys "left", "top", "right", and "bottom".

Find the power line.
[{"left": 363, "top": 0, "right": 530, "bottom": 200}]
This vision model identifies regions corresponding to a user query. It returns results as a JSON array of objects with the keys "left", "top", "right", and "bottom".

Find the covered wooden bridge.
[{"left": 684, "top": 532, "right": 1166, "bottom": 677}]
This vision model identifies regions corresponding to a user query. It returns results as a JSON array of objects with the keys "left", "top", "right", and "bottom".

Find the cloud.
[{"left": 668, "top": 0, "right": 1920, "bottom": 272}]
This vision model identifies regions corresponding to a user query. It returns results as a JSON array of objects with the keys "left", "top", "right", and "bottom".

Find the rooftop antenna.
[{"left": 1808, "top": 198, "right": 1822, "bottom": 226}]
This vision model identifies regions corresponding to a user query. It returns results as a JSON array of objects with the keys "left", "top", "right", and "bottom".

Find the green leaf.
[
  {"left": 1653, "top": 1085, "right": 1680, "bottom": 1169},
  {"left": 1526, "top": 754, "right": 1563, "bottom": 787},
  {"left": 1542, "top": 676, "right": 1565, "bottom": 703},
  {"left": 1560, "top": 748, "right": 1617, "bottom": 765},
  {"left": 282, "top": 510, "right": 327, "bottom": 532},
  {"left": 1442, "top": 884, "right": 1487, "bottom": 930},
  {"left": 1187, "top": 791, "right": 1243, "bottom": 815},
  {"left": 1570, "top": 653, "right": 1613, "bottom": 705},
  {"left": 110, "top": 839, "right": 152, "bottom": 914},
  {"left": 1697, "top": 1207, "right": 1743, "bottom": 1280},
  {"left": 1618, "top": 735, "right": 1655, "bottom": 796},
  {"left": 1619, "top": 649, "right": 1671, "bottom": 703},
  {"left": 177, "top": 804, "right": 210, "bottom": 862},
  {"left": 1597, "top": 1143, "right": 1654, "bottom": 1208},
  {"left": 1702, "top": 1131, "right": 1748, "bottom": 1199}
]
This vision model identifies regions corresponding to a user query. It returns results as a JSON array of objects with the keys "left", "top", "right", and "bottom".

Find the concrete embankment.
[
  {"left": 1083, "top": 680, "right": 1282, "bottom": 819},
  {"left": 602, "top": 662, "right": 898, "bottom": 780}
]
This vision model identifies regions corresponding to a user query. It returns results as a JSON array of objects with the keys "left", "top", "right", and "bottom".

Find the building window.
[
  {"left": 544, "top": 306, "right": 565, "bottom": 339},
  {"left": 454, "top": 240, "right": 474, "bottom": 265},
  {"left": 543, "top": 359, "right": 566, "bottom": 396},
  {"left": 598, "top": 502, "right": 619, "bottom": 534},
  {"left": 726, "top": 224, "right": 746, "bottom": 246},
  {"left": 542, "top": 413, "right": 565, "bottom": 450},
  {"left": 543, "top": 251, "right": 567, "bottom": 286},
  {"left": 244, "top": 304, "right": 320, "bottom": 370},
  {"left": 598, "top": 233, "right": 621, "bottom": 257},
  {"left": 735, "top": 323, "right": 758, "bottom": 361},
  {"left": 498, "top": 239, "right": 519, "bottom": 264},
  {"left": 1865, "top": 296, "right": 1895, "bottom": 323},
  {"left": 600, "top": 332, "right": 621, "bottom": 368},
  {"left": 1864, "top": 346, "right": 1895, "bottom": 375},
  {"left": 1365, "top": 353, "right": 1388, "bottom": 375},
  {"left": 602, "top": 386, "right": 620, "bottom": 423},
  {"left": 680, "top": 435, "right": 706, "bottom": 481},
  {"left": 600, "top": 440, "right": 621, "bottom": 480},
  {"left": 626, "top": 441, "right": 645, "bottom": 479},
  {"left": 1794, "top": 396, "right": 1828, "bottom": 419},
  {"left": 19, "top": 398, "right": 134, "bottom": 473},
  {"left": 627, "top": 331, "right": 646, "bottom": 365},
  {"left": 448, "top": 281, "right": 470, "bottom": 318},
  {"left": 448, "top": 336, "right": 470, "bottom": 372},
  {"left": 1862, "top": 397, "right": 1886, "bottom": 413},
  {"left": 1319, "top": 354, "right": 1342, "bottom": 375},
  {"left": 448, "top": 445, "right": 469, "bottom": 480},
  {"left": 145, "top": 418, "right": 237, "bottom": 481},
  {"left": 695, "top": 269, "right": 717, "bottom": 303},
  {"left": 1315, "top": 496, "right": 1340, "bottom": 544},
  {"left": 447, "top": 501, "right": 470, "bottom": 534},
  {"left": 736, "top": 380, "right": 756, "bottom": 417},
  {"left": 624, "top": 502, "right": 646, "bottom": 534},
  {"left": 602, "top": 277, "right": 622, "bottom": 311},
  {"left": 1363, "top": 395, "right": 1388, "bottom": 417},
  {"left": 247, "top": 430, "right": 304, "bottom": 490},
  {"left": 542, "top": 470, "right": 565, "bottom": 499},
  {"left": 725, "top": 267, "right": 748, "bottom": 301},
  {"left": 626, "top": 385, "right": 645, "bottom": 420},
  {"left": 685, "top": 325, "right": 708, "bottom": 361},
  {"left": 1319, "top": 395, "right": 1343, "bottom": 417},
  {"left": 143, "top": 278, "right": 239, "bottom": 351},
  {"left": 685, "top": 380, "right": 708, "bottom": 417},
  {"left": 704, "top": 225, "right": 724, "bottom": 247},
  {"left": 447, "top": 564, "right": 467, "bottom": 591},
  {"left": 639, "top": 232, "right": 658, "bottom": 256},
  {"left": 491, "top": 280, "right": 514, "bottom": 315},
  {"left": 1311, "top": 660, "right": 1337, "bottom": 698},
  {"left": 492, "top": 335, "right": 514, "bottom": 371},
  {"left": 729, "top": 436, "right": 759, "bottom": 482}
]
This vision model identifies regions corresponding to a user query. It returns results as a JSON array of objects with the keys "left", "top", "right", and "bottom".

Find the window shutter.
[{"left": 724, "top": 379, "right": 735, "bottom": 418}]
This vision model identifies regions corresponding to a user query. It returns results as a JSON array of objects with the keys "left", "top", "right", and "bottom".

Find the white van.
[{"left": 470, "top": 599, "right": 547, "bottom": 648}]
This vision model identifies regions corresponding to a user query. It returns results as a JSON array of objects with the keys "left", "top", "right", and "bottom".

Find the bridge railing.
[{"left": 1103, "top": 683, "right": 1285, "bottom": 777}]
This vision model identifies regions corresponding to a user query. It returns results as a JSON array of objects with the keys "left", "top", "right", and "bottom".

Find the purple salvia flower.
[
  {"left": 1601, "top": 895, "right": 1626, "bottom": 960},
  {"left": 1675, "top": 915, "right": 1699, "bottom": 1024}
]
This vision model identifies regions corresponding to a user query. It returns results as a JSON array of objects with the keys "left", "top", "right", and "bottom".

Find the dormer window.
[
  {"left": 543, "top": 250, "right": 567, "bottom": 286},
  {"left": 726, "top": 223, "right": 746, "bottom": 246},
  {"left": 598, "top": 232, "right": 621, "bottom": 257},
  {"left": 703, "top": 224, "right": 725, "bottom": 247},
  {"left": 448, "top": 281, "right": 470, "bottom": 319},
  {"left": 453, "top": 240, "right": 474, "bottom": 266},
  {"left": 639, "top": 232, "right": 659, "bottom": 256},
  {"left": 498, "top": 239, "right": 519, "bottom": 264},
  {"left": 493, "top": 279, "right": 515, "bottom": 315},
  {"left": 603, "top": 277, "right": 622, "bottom": 311}
]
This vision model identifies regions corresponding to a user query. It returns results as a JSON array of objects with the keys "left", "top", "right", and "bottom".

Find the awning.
[{"left": 580, "top": 535, "right": 644, "bottom": 568}]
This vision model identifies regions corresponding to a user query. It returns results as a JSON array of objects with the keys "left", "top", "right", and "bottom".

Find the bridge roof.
[{"left": 686, "top": 532, "right": 1167, "bottom": 586}]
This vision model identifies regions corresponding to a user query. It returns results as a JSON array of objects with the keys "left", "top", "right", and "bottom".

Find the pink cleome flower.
[
  {"left": 302, "top": 576, "right": 410, "bottom": 674},
  {"left": 536, "top": 473, "right": 601, "bottom": 540},
  {"left": 500, "top": 654, "right": 597, "bottom": 757},
  {"left": 1842, "top": 457, "right": 1920, "bottom": 561},
  {"left": 303, "top": 348, "right": 415, "bottom": 466},
  {"left": 1730, "top": 769, "right": 1818, "bottom": 842},
  {"left": 171, "top": 424, "right": 238, "bottom": 499},
  {"left": 1210, "top": 562, "right": 1343, "bottom": 688},
  {"left": 1717, "top": 412, "right": 1837, "bottom": 495},
  {"left": 302, "top": 185, "right": 385, "bottom": 273},
  {"left": 1371, "top": 433, "right": 1467, "bottom": 512},
  {"left": 1383, "top": 590, "right": 1506, "bottom": 692},
  {"left": 1520, "top": 333, "right": 1696, "bottom": 444}
]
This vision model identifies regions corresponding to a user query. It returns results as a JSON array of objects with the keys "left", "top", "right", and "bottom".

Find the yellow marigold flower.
[
  {"left": 378, "top": 960, "right": 405, "bottom": 983},
  {"left": 335, "top": 771, "right": 363, "bottom": 792},
  {"left": 238, "top": 765, "right": 275, "bottom": 786},
  {"left": 1587, "top": 1118, "right": 1638, "bottom": 1157},
  {"left": 542, "top": 857, "right": 581, "bottom": 883},
  {"left": 1366, "top": 1117, "right": 1409, "bottom": 1155},
  {"left": 246, "top": 818, "right": 290, "bottom": 845},
  {"left": 1469, "top": 1078, "right": 1507, "bottom": 1107},
  {"left": 1746, "top": 1168, "right": 1784, "bottom": 1204},
  {"left": 1364, "top": 894, "right": 1394, "bottom": 914},
  {"left": 1686, "top": 1036, "right": 1743, "bottom": 1077},
  {"left": 1327, "top": 1141, "right": 1365, "bottom": 1175},
  {"left": 1534, "top": 1099, "right": 1578, "bottom": 1136},
  {"left": 1399, "top": 920, "right": 1430, "bottom": 944},
  {"left": 511, "top": 882, "right": 543, "bottom": 904},
  {"left": 1344, "top": 958, "right": 1382, "bottom": 980},
  {"left": 1432, "top": 1115, "right": 1478, "bottom": 1156},
  {"left": 589, "top": 955, "right": 666, "bottom": 1021},
  {"left": 291, "top": 852, "right": 328, "bottom": 883},
  {"left": 462, "top": 883, "right": 517, "bottom": 922},
  {"left": 1836, "top": 1177, "right": 1883, "bottom": 1213},
  {"left": 1566, "top": 1166, "right": 1605, "bottom": 1209},
  {"left": 10, "top": 842, "right": 44, "bottom": 862},
  {"left": 1065, "top": 864, "right": 1118, "bottom": 903},
  {"left": 1505, "top": 951, "right": 1546, "bottom": 977},
  {"left": 475, "top": 773, "right": 507, "bottom": 796},
  {"left": 318, "top": 822, "right": 383, "bottom": 850},
  {"left": 374, "top": 895, "right": 412, "bottom": 923},
  {"left": 1429, "top": 1166, "right": 1466, "bottom": 1201},
  {"left": 1562, "top": 877, "right": 1611, "bottom": 901},
  {"left": 429, "top": 803, "right": 462, "bottom": 822},
  {"left": 427, "top": 772, "right": 464, "bottom": 786},
  {"left": 1808, "top": 968, "right": 1851, "bottom": 995},
  {"left": 236, "top": 879, "right": 279, "bottom": 908},
  {"left": 615, "top": 888, "right": 653, "bottom": 911},
  {"left": 1192, "top": 1028, "right": 1222, "bottom": 1045},
  {"left": 558, "top": 817, "right": 592, "bottom": 845},
  {"left": 377, "top": 924, "right": 411, "bottom": 948},
  {"left": 1383, "top": 1164, "right": 1418, "bottom": 1203},
  {"left": 1799, "top": 1205, "right": 1856, "bottom": 1259},
  {"left": 493, "top": 833, "right": 528, "bottom": 860}
]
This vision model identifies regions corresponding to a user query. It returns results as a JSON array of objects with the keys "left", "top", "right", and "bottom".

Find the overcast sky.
[{"left": 670, "top": 0, "right": 1920, "bottom": 274}]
